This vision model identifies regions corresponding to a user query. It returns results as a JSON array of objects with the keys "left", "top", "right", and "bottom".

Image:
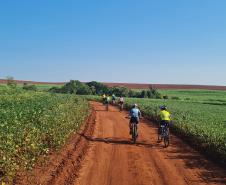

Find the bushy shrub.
[
  {"left": 23, "top": 84, "right": 37, "bottom": 91},
  {"left": 6, "top": 76, "right": 17, "bottom": 88},
  {"left": 50, "top": 80, "right": 92, "bottom": 95},
  {"left": 86, "top": 81, "right": 109, "bottom": 95},
  {"left": 163, "top": 95, "right": 169, "bottom": 99},
  {"left": 172, "top": 96, "right": 180, "bottom": 100}
]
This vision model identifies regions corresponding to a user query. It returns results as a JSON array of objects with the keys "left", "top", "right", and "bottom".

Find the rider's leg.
[
  {"left": 136, "top": 118, "right": 139, "bottom": 137},
  {"left": 129, "top": 118, "right": 132, "bottom": 134},
  {"left": 160, "top": 121, "right": 165, "bottom": 138},
  {"left": 166, "top": 121, "right": 170, "bottom": 135},
  {"left": 158, "top": 122, "right": 161, "bottom": 135}
]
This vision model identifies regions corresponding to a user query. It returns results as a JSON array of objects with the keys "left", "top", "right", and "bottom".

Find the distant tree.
[
  {"left": 90, "top": 86, "right": 96, "bottom": 95},
  {"left": 76, "top": 81, "right": 92, "bottom": 95},
  {"left": 49, "top": 86, "right": 62, "bottom": 93},
  {"left": 140, "top": 90, "right": 148, "bottom": 98},
  {"left": 86, "top": 81, "right": 109, "bottom": 95},
  {"left": 163, "top": 95, "right": 169, "bottom": 99},
  {"left": 48, "top": 80, "right": 163, "bottom": 99},
  {"left": 147, "top": 86, "right": 162, "bottom": 99},
  {"left": 61, "top": 80, "right": 77, "bottom": 94},
  {"left": 51, "top": 80, "right": 92, "bottom": 95},
  {"left": 171, "top": 96, "right": 180, "bottom": 100},
  {"left": 6, "top": 76, "right": 17, "bottom": 88},
  {"left": 128, "top": 90, "right": 135, "bottom": 97},
  {"left": 23, "top": 83, "right": 37, "bottom": 91}
]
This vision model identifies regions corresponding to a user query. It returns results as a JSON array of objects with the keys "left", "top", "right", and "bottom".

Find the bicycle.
[
  {"left": 119, "top": 102, "right": 124, "bottom": 111},
  {"left": 112, "top": 99, "right": 116, "bottom": 105},
  {"left": 106, "top": 102, "right": 109, "bottom": 111},
  {"left": 158, "top": 123, "right": 170, "bottom": 147},
  {"left": 130, "top": 117, "right": 142, "bottom": 144},
  {"left": 131, "top": 121, "right": 138, "bottom": 144}
]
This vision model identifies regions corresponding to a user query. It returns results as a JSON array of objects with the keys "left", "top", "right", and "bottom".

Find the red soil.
[{"left": 103, "top": 82, "right": 226, "bottom": 90}]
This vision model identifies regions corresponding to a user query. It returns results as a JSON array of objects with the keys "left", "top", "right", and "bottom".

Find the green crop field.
[
  {"left": 32, "top": 84, "right": 63, "bottom": 90},
  {"left": 159, "top": 89, "right": 226, "bottom": 102},
  {"left": 0, "top": 89, "right": 89, "bottom": 182},
  {"left": 125, "top": 97, "right": 226, "bottom": 165},
  {"left": 132, "top": 88, "right": 226, "bottom": 103},
  {"left": 0, "top": 83, "right": 63, "bottom": 91}
]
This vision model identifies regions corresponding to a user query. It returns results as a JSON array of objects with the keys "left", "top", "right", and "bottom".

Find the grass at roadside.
[{"left": 0, "top": 91, "right": 89, "bottom": 183}]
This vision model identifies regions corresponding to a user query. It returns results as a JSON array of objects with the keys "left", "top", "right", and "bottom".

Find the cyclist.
[
  {"left": 158, "top": 105, "right": 171, "bottom": 137},
  {"left": 105, "top": 95, "right": 110, "bottom": 106},
  {"left": 129, "top": 104, "right": 142, "bottom": 135},
  {"left": 112, "top": 94, "right": 116, "bottom": 104},
  {"left": 118, "top": 96, "right": 124, "bottom": 111},
  {"left": 102, "top": 94, "right": 106, "bottom": 104}
]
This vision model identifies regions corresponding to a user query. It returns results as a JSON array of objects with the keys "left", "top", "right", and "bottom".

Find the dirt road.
[
  {"left": 16, "top": 102, "right": 226, "bottom": 185},
  {"left": 74, "top": 102, "right": 226, "bottom": 185}
]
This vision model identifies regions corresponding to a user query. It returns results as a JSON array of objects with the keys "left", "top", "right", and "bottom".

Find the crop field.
[
  {"left": 125, "top": 98, "right": 226, "bottom": 165},
  {"left": 159, "top": 89, "right": 226, "bottom": 103},
  {"left": 31, "top": 84, "right": 63, "bottom": 90},
  {"left": 131, "top": 88, "right": 226, "bottom": 103},
  {"left": 0, "top": 89, "right": 89, "bottom": 182},
  {"left": 0, "top": 83, "right": 62, "bottom": 91}
]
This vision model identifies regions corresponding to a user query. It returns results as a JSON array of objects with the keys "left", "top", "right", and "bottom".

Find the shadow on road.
[
  {"left": 94, "top": 109, "right": 107, "bottom": 112},
  {"left": 94, "top": 109, "right": 120, "bottom": 113},
  {"left": 80, "top": 134, "right": 153, "bottom": 148},
  {"left": 164, "top": 139, "right": 226, "bottom": 184},
  {"left": 139, "top": 119, "right": 226, "bottom": 183}
]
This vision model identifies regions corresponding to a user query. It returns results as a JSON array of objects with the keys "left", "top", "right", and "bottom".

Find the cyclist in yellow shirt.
[
  {"left": 158, "top": 105, "right": 171, "bottom": 136},
  {"left": 102, "top": 94, "right": 106, "bottom": 104}
]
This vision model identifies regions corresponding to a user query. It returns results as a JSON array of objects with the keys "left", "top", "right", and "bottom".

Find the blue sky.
[{"left": 0, "top": 0, "right": 226, "bottom": 85}]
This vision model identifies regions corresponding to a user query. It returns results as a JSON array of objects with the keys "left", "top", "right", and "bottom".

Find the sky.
[{"left": 0, "top": 0, "right": 226, "bottom": 85}]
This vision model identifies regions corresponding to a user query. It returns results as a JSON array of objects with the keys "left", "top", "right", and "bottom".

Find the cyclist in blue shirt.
[
  {"left": 112, "top": 94, "right": 116, "bottom": 104},
  {"left": 129, "top": 104, "right": 141, "bottom": 134}
]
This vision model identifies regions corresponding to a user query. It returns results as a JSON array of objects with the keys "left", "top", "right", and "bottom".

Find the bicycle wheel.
[
  {"left": 120, "top": 104, "right": 123, "bottom": 111},
  {"left": 132, "top": 124, "right": 137, "bottom": 143},
  {"left": 157, "top": 127, "right": 162, "bottom": 142},
  {"left": 163, "top": 129, "right": 170, "bottom": 147}
]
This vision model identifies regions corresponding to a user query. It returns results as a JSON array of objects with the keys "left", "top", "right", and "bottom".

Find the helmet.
[
  {"left": 133, "top": 103, "right": 138, "bottom": 108},
  {"left": 160, "top": 105, "right": 167, "bottom": 110}
]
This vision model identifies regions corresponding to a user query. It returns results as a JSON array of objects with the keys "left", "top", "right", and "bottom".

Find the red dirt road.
[{"left": 74, "top": 102, "right": 226, "bottom": 185}]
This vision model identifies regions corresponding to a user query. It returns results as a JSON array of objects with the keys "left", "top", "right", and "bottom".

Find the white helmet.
[{"left": 133, "top": 103, "right": 138, "bottom": 108}]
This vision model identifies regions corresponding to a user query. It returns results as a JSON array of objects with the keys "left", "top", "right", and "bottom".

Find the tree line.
[
  {"left": 49, "top": 80, "right": 162, "bottom": 99},
  {"left": 4, "top": 77, "right": 163, "bottom": 99}
]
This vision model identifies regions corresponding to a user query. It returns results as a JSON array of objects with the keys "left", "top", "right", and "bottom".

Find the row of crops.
[
  {"left": 86, "top": 94, "right": 226, "bottom": 166},
  {"left": 124, "top": 98, "right": 226, "bottom": 165},
  {"left": 0, "top": 90, "right": 89, "bottom": 182},
  {"left": 159, "top": 89, "right": 226, "bottom": 103}
]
